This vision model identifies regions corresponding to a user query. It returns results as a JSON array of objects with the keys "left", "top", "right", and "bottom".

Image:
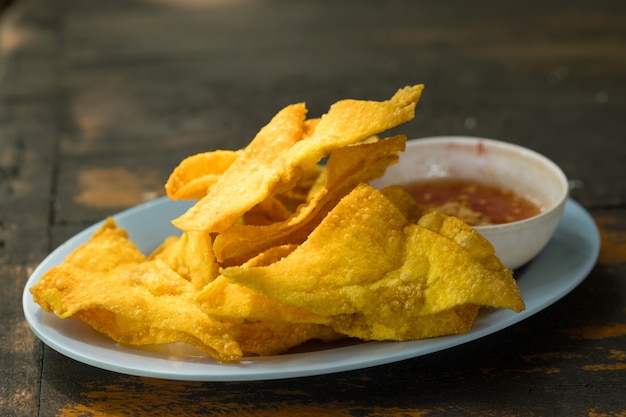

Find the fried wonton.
[
  {"left": 165, "top": 150, "right": 239, "bottom": 200},
  {"left": 221, "top": 183, "right": 524, "bottom": 340},
  {"left": 213, "top": 135, "right": 406, "bottom": 266},
  {"left": 30, "top": 219, "right": 243, "bottom": 362},
  {"left": 172, "top": 85, "right": 423, "bottom": 233}
]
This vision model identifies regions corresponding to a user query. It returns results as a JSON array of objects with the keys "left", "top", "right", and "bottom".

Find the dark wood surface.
[{"left": 2, "top": 0, "right": 625, "bottom": 416}]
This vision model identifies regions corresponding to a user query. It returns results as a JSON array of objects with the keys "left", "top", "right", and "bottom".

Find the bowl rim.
[{"left": 401, "top": 136, "right": 570, "bottom": 231}]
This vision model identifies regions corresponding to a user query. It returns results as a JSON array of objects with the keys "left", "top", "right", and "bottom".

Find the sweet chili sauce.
[{"left": 404, "top": 178, "right": 543, "bottom": 226}]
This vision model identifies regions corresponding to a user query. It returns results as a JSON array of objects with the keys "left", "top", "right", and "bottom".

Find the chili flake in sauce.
[{"left": 404, "top": 178, "right": 543, "bottom": 226}]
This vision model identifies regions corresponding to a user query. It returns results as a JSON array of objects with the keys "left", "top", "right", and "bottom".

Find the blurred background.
[{"left": 1, "top": 0, "right": 625, "bottom": 223}]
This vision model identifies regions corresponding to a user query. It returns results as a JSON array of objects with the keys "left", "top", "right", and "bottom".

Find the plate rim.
[{"left": 22, "top": 197, "right": 600, "bottom": 381}]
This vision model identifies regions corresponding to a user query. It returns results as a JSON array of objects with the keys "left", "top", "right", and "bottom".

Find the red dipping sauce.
[{"left": 404, "top": 178, "right": 543, "bottom": 226}]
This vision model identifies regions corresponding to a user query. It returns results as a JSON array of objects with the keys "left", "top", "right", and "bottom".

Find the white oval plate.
[{"left": 23, "top": 197, "right": 599, "bottom": 381}]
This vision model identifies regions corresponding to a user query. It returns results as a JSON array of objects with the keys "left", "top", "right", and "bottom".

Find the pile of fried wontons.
[{"left": 31, "top": 85, "right": 524, "bottom": 362}]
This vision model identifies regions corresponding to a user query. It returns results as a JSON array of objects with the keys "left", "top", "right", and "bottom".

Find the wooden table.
[{"left": 2, "top": 0, "right": 625, "bottom": 415}]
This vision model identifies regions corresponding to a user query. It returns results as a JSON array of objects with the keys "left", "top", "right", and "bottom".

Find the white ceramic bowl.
[{"left": 371, "top": 136, "right": 569, "bottom": 270}]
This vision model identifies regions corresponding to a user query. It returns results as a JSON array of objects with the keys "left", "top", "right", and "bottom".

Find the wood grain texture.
[{"left": 2, "top": 0, "right": 626, "bottom": 416}]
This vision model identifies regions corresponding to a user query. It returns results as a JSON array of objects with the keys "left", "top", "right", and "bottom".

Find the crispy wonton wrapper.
[
  {"left": 30, "top": 219, "right": 243, "bottom": 362},
  {"left": 213, "top": 135, "right": 407, "bottom": 266},
  {"left": 171, "top": 85, "right": 423, "bottom": 233},
  {"left": 165, "top": 150, "right": 239, "bottom": 200},
  {"left": 221, "top": 183, "right": 525, "bottom": 340}
]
